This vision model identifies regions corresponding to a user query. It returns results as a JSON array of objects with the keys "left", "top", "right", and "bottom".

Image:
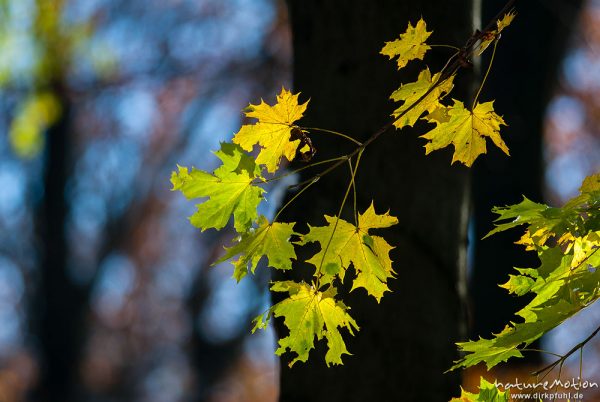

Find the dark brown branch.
[
  {"left": 288, "top": 0, "right": 519, "bottom": 191},
  {"left": 532, "top": 323, "right": 600, "bottom": 377}
]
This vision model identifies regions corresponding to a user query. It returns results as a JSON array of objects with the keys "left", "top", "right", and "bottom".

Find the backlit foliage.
[
  {"left": 172, "top": 8, "right": 600, "bottom": 401},
  {"left": 451, "top": 173, "right": 600, "bottom": 371}
]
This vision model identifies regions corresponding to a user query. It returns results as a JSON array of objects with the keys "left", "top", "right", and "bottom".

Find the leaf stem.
[
  {"left": 314, "top": 155, "right": 361, "bottom": 289},
  {"left": 273, "top": 177, "right": 319, "bottom": 222},
  {"left": 301, "top": 126, "right": 363, "bottom": 146},
  {"left": 429, "top": 44, "right": 461, "bottom": 51},
  {"left": 262, "top": 156, "right": 348, "bottom": 184},
  {"left": 349, "top": 160, "right": 358, "bottom": 226},
  {"left": 521, "top": 348, "right": 563, "bottom": 358},
  {"left": 472, "top": 39, "right": 498, "bottom": 109},
  {"left": 348, "top": 149, "right": 364, "bottom": 226}
]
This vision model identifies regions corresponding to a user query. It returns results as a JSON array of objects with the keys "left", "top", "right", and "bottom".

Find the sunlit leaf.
[
  {"left": 486, "top": 174, "right": 600, "bottom": 252},
  {"left": 233, "top": 88, "right": 308, "bottom": 173},
  {"left": 420, "top": 100, "right": 509, "bottom": 167},
  {"left": 381, "top": 18, "right": 432, "bottom": 69},
  {"left": 451, "top": 173, "right": 600, "bottom": 371},
  {"left": 390, "top": 68, "right": 455, "bottom": 129},
  {"left": 171, "top": 143, "right": 264, "bottom": 233},
  {"left": 253, "top": 281, "right": 358, "bottom": 367},
  {"left": 216, "top": 216, "right": 297, "bottom": 282},
  {"left": 477, "top": 11, "right": 516, "bottom": 55},
  {"left": 299, "top": 203, "right": 398, "bottom": 302}
]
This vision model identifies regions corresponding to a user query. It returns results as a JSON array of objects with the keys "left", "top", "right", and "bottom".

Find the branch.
[
  {"left": 289, "top": 0, "right": 519, "bottom": 190},
  {"left": 532, "top": 323, "right": 600, "bottom": 377}
]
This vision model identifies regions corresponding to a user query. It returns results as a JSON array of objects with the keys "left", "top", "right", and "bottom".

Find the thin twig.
[
  {"left": 289, "top": 0, "right": 519, "bottom": 190},
  {"left": 301, "top": 126, "right": 363, "bottom": 146},
  {"left": 521, "top": 348, "right": 563, "bottom": 358},
  {"left": 262, "top": 156, "right": 348, "bottom": 184},
  {"left": 532, "top": 324, "right": 600, "bottom": 377},
  {"left": 273, "top": 177, "right": 319, "bottom": 222}
]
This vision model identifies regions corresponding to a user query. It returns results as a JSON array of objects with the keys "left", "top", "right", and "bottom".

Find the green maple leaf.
[
  {"left": 499, "top": 270, "right": 536, "bottom": 296},
  {"left": 381, "top": 18, "right": 432, "bottom": 69},
  {"left": 484, "top": 196, "right": 551, "bottom": 239},
  {"left": 451, "top": 301, "right": 575, "bottom": 370},
  {"left": 253, "top": 281, "right": 358, "bottom": 367},
  {"left": 451, "top": 377, "right": 510, "bottom": 402},
  {"left": 215, "top": 216, "right": 297, "bottom": 282},
  {"left": 171, "top": 142, "right": 264, "bottom": 232},
  {"left": 486, "top": 174, "right": 600, "bottom": 252},
  {"left": 580, "top": 172, "right": 600, "bottom": 193},
  {"left": 299, "top": 203, "right": 398, "bottom": 302},
  {"left": 564, "top": 172, "right": 600, "bottom": 209},
  {"left": 450, "top": 245, "right": 600, "bottom": 371},
  {"left": 420, "top": 100, "right": 509, "bottom": 167},
  {"left": 390, "top": 68, "right": 455, "bottom": 129},
  {"left": 452, "top": 173, "right": 600, "bottom": 371},
  {"left": 233, "top": 88, "right": 308, "bottom": 173}
]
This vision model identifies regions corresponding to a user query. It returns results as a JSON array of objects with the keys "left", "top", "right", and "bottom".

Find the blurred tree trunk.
[
  {"left": 276, "top": 1, "right": 474, "bottom": 400},
  {"left": 470, "top": 0, "right": 583, "bottom": 348},
  {"left": 31, "top": 85, "right": 87, "bottom": 402}
]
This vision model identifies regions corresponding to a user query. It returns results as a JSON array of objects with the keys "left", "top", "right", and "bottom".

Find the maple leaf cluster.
[
  {"left": 170, "top": 14, "right": 600, "bottom": 401},
  {"left": 382, "top": 17, "right": 511, "bottom": 166},
  {"left": 171, "top": 87, "right": 398, "bottom": 367},
  {"left": 450, "top": 173, "right": 600, "bottom": 371}
]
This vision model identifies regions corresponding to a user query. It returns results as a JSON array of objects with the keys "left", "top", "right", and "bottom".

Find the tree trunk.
[
  {"left": 276, "top": 1, "right": 474, "bottom": 400},
  {"left": 32, "top": 87, "right": 87, "bottom": 402}
]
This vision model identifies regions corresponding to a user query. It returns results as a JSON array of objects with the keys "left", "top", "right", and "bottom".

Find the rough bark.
[{"left": 276, "top": 1, "right": 474, "bottom": 401}]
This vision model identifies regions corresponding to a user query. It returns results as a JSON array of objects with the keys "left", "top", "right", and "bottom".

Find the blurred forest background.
[{"left": 0, "top": 0, "right": 598, "bottom": 401}]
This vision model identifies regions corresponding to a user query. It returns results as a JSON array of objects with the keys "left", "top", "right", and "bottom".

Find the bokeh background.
[
  {"left": 0, "top": 0, "right": 289, "bottom": 400},
  {"left": 0, "top": 0, "right": 598, "bottom": 401}
]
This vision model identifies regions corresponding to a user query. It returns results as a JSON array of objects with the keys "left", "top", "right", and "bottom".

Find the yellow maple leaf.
[
  {"left": 478, "top": 11, "right": 516, "bottom": 55},
  {"left": 425, "top": 105, "right": 451, "bottom": 124},
  {"left": 390, "top": 68, "right": 454, "bottom": 128},
  {"left": 420, "top": 100, "right": 509, "bottom": 167},
  {"left": 299, "top": 203, "right": 398, "bottom": 302},
  {"left": 497, "top": 11, "right": 516, "bottom": 31},
  {"left": 233, "top": 88, "right": 308, "bottom": 173},
  {"left": 253, "top": 282, "right": 358, "bottom": 367},
  {"left": 381, "top": 18, "right": 432, "bottom": 69},
  {"left": 571, "top": 232, "right": 600, "bottom": 269}
]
